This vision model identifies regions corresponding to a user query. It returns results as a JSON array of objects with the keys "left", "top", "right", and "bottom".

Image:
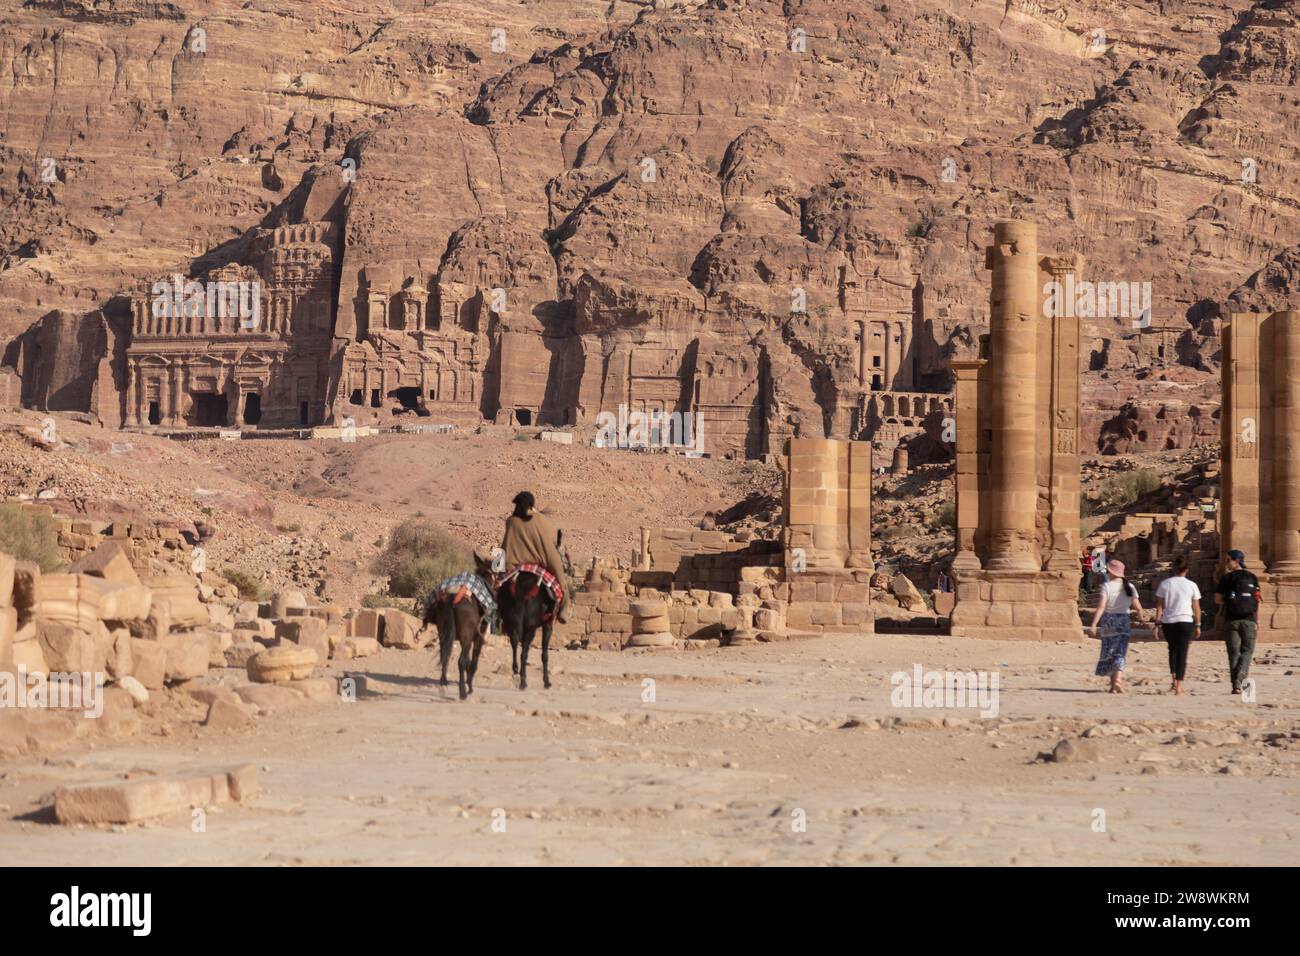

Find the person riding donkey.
[{"left": 499, "top": 491, "right": 569, "bottom": 624}]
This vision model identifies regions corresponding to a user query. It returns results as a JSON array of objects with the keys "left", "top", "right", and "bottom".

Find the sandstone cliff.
[{"left": 2, "top": 0, "right": 1299, "bottom": 454}]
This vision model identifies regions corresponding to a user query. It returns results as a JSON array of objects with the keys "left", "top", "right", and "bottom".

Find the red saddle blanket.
[{"left": 499, "top": 563, "right": 564, "bottom": 608}]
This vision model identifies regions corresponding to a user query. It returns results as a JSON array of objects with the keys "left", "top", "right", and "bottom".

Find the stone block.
[
  {"left": 10, "top": 635, "right": 48, "bottom": 676},
  {"left": 235, "top": 681, "right": 307, "bottom": 711},
  {"left": 0, "top": 606, "right": 15, "bottom": 664},
  {"left": 224, "top": 640, "right": 262, "bottom": 668},
  {"left": 985, "top": 603, "right": 1014, "bottom": 627},
  {"left": 128, "top": 639, "right": 167, "bottom": 689},
  {"left": 380, "top": 608, "right": 424, "bottom": 648},
  {"left": 204, "top": 696, "right": 255, "bottom": 730},
  {"left": 334, "top": 637, "right": 380, "bottom": 660},
  {"left": 82, "top": 577, "right": 152, "bottom": 622},
  {"left": 809, "top": 603, "right": 842, "bottom": 626},
  {"left": 351, "top": 608, "right": 382, "bottom": 639},
  {"left": 206, "top": 604, "right": 235, "bottom": 630},
  {"left": 161, "top": 633, "right": 210, "bottom": 682},
  {"left": 36, "top": 620, "right": 102, "bottom": 673},
  {"left": 0, "top": 553, "right": 13, "bottom": 608},
  {"left": 199, "top": 628, "right": 234, "bottom": 667},
  {"left": 54, "top": 764, "right": 258, "bottom": 824},
  {"left": 1011, "top": 603, "right": 1042, "bottom": 627},
  {"left": 235, "top": 601, "right": 262, "bottom": 623},
  {"left": 70, "top": 541, "right": 140, "bottom": 586},
  {"left": 841, "top": 603, "right": 872, "bottom": 626},
  {"left": 601, "top": 613, "right": 633, "bottom": 633},
  {"left": 103, "top": 625, "right": 133, "bottom": 680},
  {"left": 271, "top": 590, "right": 308, "bottom": 618}
]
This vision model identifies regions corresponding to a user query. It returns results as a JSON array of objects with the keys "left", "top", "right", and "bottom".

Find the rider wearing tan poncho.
[{"left": 500, "top": 491, "right": 569, "bottom": 623}]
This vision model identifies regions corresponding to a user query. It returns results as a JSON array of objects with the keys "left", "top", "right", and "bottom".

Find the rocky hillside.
[{"left": 2, "top": 0, "right": 1300, "bottom": 451}]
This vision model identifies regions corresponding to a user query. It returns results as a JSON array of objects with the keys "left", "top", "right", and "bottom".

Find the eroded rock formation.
[{"left": 2, "top": 1, "right": 1300, "bottom": 456}]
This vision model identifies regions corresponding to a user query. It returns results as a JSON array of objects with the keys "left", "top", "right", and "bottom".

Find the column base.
[
  {"left": 1246, "top": 575, "right": 1300, "bottom": 643},
  {"left": 949, "top": 568, "right": 1083, "bottom": 641},
  {"left": 782, "top": 567, "right": 875, "bottom": 636}
]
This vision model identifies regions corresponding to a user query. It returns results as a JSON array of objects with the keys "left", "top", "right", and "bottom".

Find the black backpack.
[{"left": 1225, "top": 573, "right": 1259, "bottom": 618}]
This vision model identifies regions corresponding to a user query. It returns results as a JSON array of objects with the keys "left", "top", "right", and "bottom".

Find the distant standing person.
[
  {"left": 1155, "top": 555, "right": 1201, "bottom": 696},
  {"left": 1088, "top": 559, "right": 1144, "bottom": 694},
  {"left": 1215, "top": 549, "right": 1261, "bottom": 695}
]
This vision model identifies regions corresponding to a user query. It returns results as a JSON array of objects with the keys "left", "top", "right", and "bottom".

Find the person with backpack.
[
  {"left": 1155, "top": 555, "right": 1201, "bottom": 696},
  {"left": 1088, "top": 559, "right": 1145, "bottom": 693},
  {"left": 1215, "top": 549, "right": 1261, "bottom": 694}
]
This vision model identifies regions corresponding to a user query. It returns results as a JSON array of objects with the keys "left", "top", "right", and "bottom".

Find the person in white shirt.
[
  {"left": 1088, "top": 559, "right": 1145, "bottom": 693},
  {"left": 1154, "top": 555, "right": 1202, "bottom": 696}
]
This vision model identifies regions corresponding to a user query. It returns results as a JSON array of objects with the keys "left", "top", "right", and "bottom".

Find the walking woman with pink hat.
[{"left": 1088, "top": 558, "right": 1146, "bottom": 693}]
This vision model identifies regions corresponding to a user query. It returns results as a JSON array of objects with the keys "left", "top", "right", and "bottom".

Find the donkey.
[
  {"left": 421, "top": 552, "right": 495, "bottom": 700},
  {"left": 497, "top": 568, "right": 556, "bottom": 691}
]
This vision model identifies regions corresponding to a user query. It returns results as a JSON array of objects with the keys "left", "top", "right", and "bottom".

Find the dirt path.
[{"left": 2, "top": 634, "right": 1298, "bottom": 865}]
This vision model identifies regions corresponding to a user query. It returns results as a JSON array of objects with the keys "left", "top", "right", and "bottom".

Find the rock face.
[{"left": 2, "top": 2, "right": 1300, "bottom": 456}]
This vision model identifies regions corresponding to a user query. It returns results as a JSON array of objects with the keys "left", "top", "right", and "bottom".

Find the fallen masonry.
[{"left": 53, "top": 764, "right": 259, "bottom": 825}]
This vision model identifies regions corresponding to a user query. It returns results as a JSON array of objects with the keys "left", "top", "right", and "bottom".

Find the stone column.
[
  {"left": 1271, "top": 310, "right": 1300, "bottom": 575},
  {"left": 124, "top": 363, "right": 139, "bottom": 427},
  {"left": 891, "top": 444, "right": 908, "bottom": 475},
  {"left": 1042, "top": 254, "right": 1083, "bottom": 572},
  {"left": 857, "top": 320, "right": 868, "bottom": 386},
  {"left": 1222, "top": 313, "right": 1263, "bottom": 566},
  {"left": 950, "top": 358, "right": 985, "bottom": 572},
  {"left": 985, "top": 220, "right": 1040, "bottom": 571}
]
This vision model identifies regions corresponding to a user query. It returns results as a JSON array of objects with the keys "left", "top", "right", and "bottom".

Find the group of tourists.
[{"left": 1088, "top": 549, "right": 1260, "bottom": 696}]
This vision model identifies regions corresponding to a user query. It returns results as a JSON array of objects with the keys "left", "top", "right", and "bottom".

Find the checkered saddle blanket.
[
  {"left": 499, "top": 563, "right": 564, "bottom": 617},
  {"left": 430, "top": 572, "right": 499, "bottom": 631}
]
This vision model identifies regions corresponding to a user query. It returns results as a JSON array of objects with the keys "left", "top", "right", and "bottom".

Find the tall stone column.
[
  {"left": 1042, "top": 255, "right": 1083, "bottom": 571},
  {"left": 857, "top": 320, "right": 868, "bottom": 386},
  {"left": 1271, "top": 310, "right": 1300, "bottom": 575},
  {"left": 124, "top": 364, "right": 139, "bottom": 427},
  {"left": 950, "top": 358, "right": 985, "bottom": 572},
  {"left": 985, "top": 220, "right": 1040, "bottom": 571}
]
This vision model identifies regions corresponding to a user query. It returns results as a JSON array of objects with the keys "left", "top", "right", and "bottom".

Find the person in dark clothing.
[{"left": 1215, "top": 549, "right": 1261, "bottom": 694}]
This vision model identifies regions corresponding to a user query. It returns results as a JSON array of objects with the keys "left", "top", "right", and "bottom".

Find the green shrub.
[
  {"left": 1095, "top": 468, "right": 1164, "bottom": 512},
  {"left": 370, "top": 518, "right": 471, "bottom": 608},
  {"left": 221, "top": 566, "right": 270, "bottom": 602},
  {"left": 361, "top": 591, "right": 414, "bottom": 611},
  {"left": 932, "top": 500, "right": 956, "bottom": 530},
  {"left": 0, "top": 503, "right": 63, "bottom": 572}
]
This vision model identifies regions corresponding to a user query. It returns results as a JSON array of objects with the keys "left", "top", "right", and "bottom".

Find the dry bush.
[
  {"left": 371, "top": 518, "right": 471, "bottom": 607},
  {"left": 0, "top": 503, "right": 63, "bottom": 571}
]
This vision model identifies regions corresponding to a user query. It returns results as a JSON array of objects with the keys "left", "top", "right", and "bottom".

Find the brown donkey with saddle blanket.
[{"left": 422, "top": 550, "right": 498, "bottom": 700}]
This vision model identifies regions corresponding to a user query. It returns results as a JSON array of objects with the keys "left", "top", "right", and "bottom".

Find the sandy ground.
[{"left": 2, "top": 632, "right": 1297, "bottom": 866}]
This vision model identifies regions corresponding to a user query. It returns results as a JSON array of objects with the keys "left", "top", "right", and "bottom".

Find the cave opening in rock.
[
  {"left": 391, "top": 386, "right": 422, "bottom": 412},
  {"left": 516, "top": 408, "right": 533, "bottom": 426},
  {"left": 243, "top": 393, "right": 262, "bottom": 425},
  {"left": 349, "top": 389, "right": 363, "bottom": 405},
  {"left": 147, "top": 401, "right": 161, "bottom": 426}
]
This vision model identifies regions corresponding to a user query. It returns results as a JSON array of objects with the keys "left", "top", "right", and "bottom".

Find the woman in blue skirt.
[{"left": 1088, "top": 559, "right": 1146, "bottom": 693}]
